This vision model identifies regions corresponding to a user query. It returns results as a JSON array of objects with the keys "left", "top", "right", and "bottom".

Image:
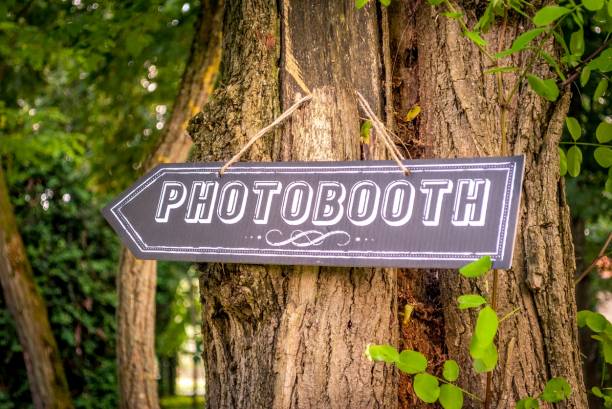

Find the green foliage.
[
  {"left": 566, "top": 117, "right": 582, "bottom": 140},
  {"left": 442, "top": 360, "right": 460, "bottom": 382},
  {"left": 355, "top": 0, "right": 392, "bottom": 8},
  {"left": 365, "top": 344, "right": 399, "bottom": 363},
  {"left": 533, "top": 6, "right": 572, "bottom": 26},
  {"left": 567, "top": 145, "right": 583, "bottom": 177},
  {"left": 541, "top": 377, "right": 572, "bottom": 403},
  {"left": 397, "top": 350, "right": 428, "bottom": 374},
  {"left": 516, "top": 397, "right": 539, "bottom": 408},
  {"left": 458, "top": 255, "right": 492, "bottom": 278},
  {"left": 457, "top": 294, "right": 487, "bottom": 310},
  {"left": 414, "top": 373, "right": 440, "bottom": 403},
  {"left": 439, "top": 384, "right": 464, "bottom": 409},
  {"left": 527, "top": 75, "right": 560, "bottom": 101}
]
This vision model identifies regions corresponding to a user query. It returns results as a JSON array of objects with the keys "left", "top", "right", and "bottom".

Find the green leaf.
[
  {"left": 533, "top": 6, "right": 571, "bottom": 26},
  {"left": 474, "top": 306, "right": 499, "bottom": 348},
  {"left": 597, "top": 121, "right": 612, "bottom": 143},
  {"left": 427, "top": 0, "right": 444, "bottom": 5},
  {"left": 577, "top": 310, "right": 592, "bottom": 327},
  {"left": 527, "top": 74, "right": 559, "bottom": 101},
  {"left": 594, "top": 78, "right": 609, "bottom": 101},
  {"left": 587, "top": 48, "right": 612, "bottom": 73},
  {"left": 593, "top": 386, "right": 605, "bottom": 398},
  {"left": 355, "top": 0, "right": 369, "bottom": 8},
  {"left": 396, "top": 350, "right": 428, "bottom": 374},
  {"left": 459, "top": 256, "right": 492, "bottom": 278},
  {"left": 559, "top": 148, "right": 568, "bottom": 176},
  {"left": 602, "top": 338, "right": 612, "bottom": 364},
  {"left": 583, "top": 0, "right": 605, "bottom": 11},
  {"left": 580, "top": 66, "right": 591, "bottom": 86},
  {"left": 586, "top": 312, "right": 608, "bottom": 332},
  {"left": 516, "top": 397, "right": 540, "bottom": 408},
  {"left": 360, "top": 120, "right": 373, "bottom": 143},
  {"left": 365, "top": 344, "right": 399, "bottom": 363},
  {"left": 442, "top": 12, "right": 464, "bottom": 19},
  {"left": 379, "top": 0, "right": 391, "bottom": 6},
  {"left": 541, "top": 377, "right": 572, "bottom": 403},
  {"left": 567, "top": 145, "right": 583, "bottom": 177},
  {"left": 472, "top": 343, "right": 498, "bottom": 373},
  {"left": 465, "top": 31, "right": 488, "bottom": 47},
  {"left": 570, "top": 30, "right": 585, "bottom": 56},
  {"left": 457, "top": 294, "right": 487, "bottom": 310},
  {"left": 496, "top": 28, "right": 546, "bottom": 58},
  {"left": 606, "top": 176, "right": 612, "bottom": 193},
  {"left": 609, "top": 0, "right": 612, "bottom": 16},
  {"left": 565, "top": 117, "right": 582, "bottom": 140},
  {"left": 413, "top": 373, "right": 440, "bottom": 403},
  {"left": 442, "top": 360, "right": 460, "bottom": 382},
  {"left": 439, "top": 384, "right": 464, "bottom": 409},
  {"left": 595, "top": 147, "right": 612, "bottom": 167}
]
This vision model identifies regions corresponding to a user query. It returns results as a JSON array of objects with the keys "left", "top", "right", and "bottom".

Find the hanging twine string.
[
  {"left": 218, "top": 89, "right": 410, "bottom": 176},
  {"left": 219, "top": 94, "right": 312, "bottom": 175},
  {"left": 355, "top": 91, "right": 410, "bottom": 176}
]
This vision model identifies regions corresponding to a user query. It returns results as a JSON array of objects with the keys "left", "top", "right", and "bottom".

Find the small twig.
[
  {"left": 355, "top": 91, "right": 410, "bottom": 176},
  {"left": 499, "top": 307, "right": 521, "bottom": 323},
  {"left": 433, "top": 375, "right": 483, "bottom": 402},
  {"left": 575, "top": 232, "right": 612, "bottom": 285},
  {"left": 219, "top": 94, "right": 312, "bottom": 175},
  {"left": 561, "top": 40, "right": 611, "bottom": 88}
]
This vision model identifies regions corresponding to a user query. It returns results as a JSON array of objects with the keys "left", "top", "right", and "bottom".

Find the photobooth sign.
[{"left": 103, "top": 156, "right": 524, "bottom": 269}]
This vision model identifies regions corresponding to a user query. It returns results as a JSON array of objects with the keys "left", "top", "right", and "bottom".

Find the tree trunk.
[
  {"left": 116, "top": 2, "right": 222, "bottom": 408},
  {"left": 0, "top": 164, "right": 73, "bottom": 409},
  {"left": 188, "top": 1, "right": 588, "bottom": 408},
  {"left": 413, "top": 4, "right": 588, "bottom": 408},
  {"left": 189, "top": 1, "right": 397, "bottom": 408}
]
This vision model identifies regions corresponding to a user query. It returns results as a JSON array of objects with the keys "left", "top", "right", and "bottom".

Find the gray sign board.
[{"left": 102, "top": 156, "right": 524, "bottom": 269}]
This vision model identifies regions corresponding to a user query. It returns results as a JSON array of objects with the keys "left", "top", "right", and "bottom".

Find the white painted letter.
[
  {"left": 184, "top": 181, "right": 218, "bottom": 224},
  {"left": 348, "top": 180, "right": 380, "bottom": 226},
  {"left": 381, "top": 180, "right": 415, "bottom": 226},
  {"left": 312, "top": 181, "right": 346, "bottom": 226},
  {"left": 281, "top": 181, "right": 313, "bottom": 226},
  {"left": 452, "top": 178, "right": 491, "bottom": 226},
  {"left": 155, "top": 181, "right": 187, "bottom": 223},
  {"left": 217, "top": 181, "right": 248, "bottom": 224},
  {"left": 420, "top": 179, "right": 453, "bottom": 226},
  {"left": 252, "top": 181, "right": 282, "bottom": 225}
]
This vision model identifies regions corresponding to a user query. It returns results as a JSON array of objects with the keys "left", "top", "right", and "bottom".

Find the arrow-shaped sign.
[{"left": 102, "top": 156, "right": 524, "bottom": 269}]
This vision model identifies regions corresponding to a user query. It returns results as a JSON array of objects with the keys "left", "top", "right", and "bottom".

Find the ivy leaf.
[
  {"left": 580, "top": 66, "right": 591, "bottom": 86},
  {"left": 516, "top": 397, "right": 540, "bottom": 408},
  {"left": 396, "top": 350, "right": 428, "bottom": 374},
  {"left": 583, "top": 0, "right": 605, "bottom": 11},
  {"left": 596, "top": 121, "right": 612, "bottom": 143},
  {"left": 457, "top": 294, "right": 487, "bottom": 310},
  {"left": 459, "top": 256, "right": 492, "bottom": 278},
  {"left": 533, "top": 6, "right": 571, "bottom": 26},
  {"left": 567, "top": 145, "right": 582, "bottom": 177},
  {"left": 595, "top": 147, "right": 612, "bottom": 168},
  {"left": 559, "top": 148, "right": 568, "bottom": 176},
  {"left": 586, "top": 311, "right": 608, "bottom": 332},
  {"left": 473, "top": 306, "right": 498, "bottom": 348},
  {"left": 413, "top": 373, "right": 440, "bottom": 403},
  {"left": 405, "top": 104, "right": 421, "bottom": 121},
  {"left": 587, "top": 48, "right": 612, "bottom": 72},
  {"left": 496, "top": 28, "right": 545, "bottom": 58},
  {"left": 472, "top": 342, "right": 498, "bottom": 373},
  {"left": 541, "top": 377, "right": 572, "bottom": 403},
  {"left": 360, "top": 120, "right": 373, "bottom": 144},
  {"left": 365, "top": 344, "right": 399, "bottom": 363},
  {"left": 355, "top": 0, "right": 369, "bottom": 8},
  {"left": 527, "top": 74, "right": 559, "bottom": 101},
  {"left": 594, "top": 78, "right": 609, "bottom": 101},
  {"left": 439, "top": 384, "right": 464, "bottom": 409},
  {"left": 442, "top": 360, "right": 460, "bottom": 382},
  {"left": 565, "top": 117, "right": 582, "bottom": 140},
  {"left": 570, "top": 29, "right": 585, "bottom": 56},
  {"left": 465, "top": 31, "right": 488, "bottom": 47}
]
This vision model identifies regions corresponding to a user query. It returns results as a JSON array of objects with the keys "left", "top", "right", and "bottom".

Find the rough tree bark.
[
  {"left": 116, "top": 2, "right": 222, "bottom": 408},
  {"left": 0, "top": 163, "right": 73, "bottom": 409},
  {"left": 188, "top": 1, "right": 588, "bottom": 408}
]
